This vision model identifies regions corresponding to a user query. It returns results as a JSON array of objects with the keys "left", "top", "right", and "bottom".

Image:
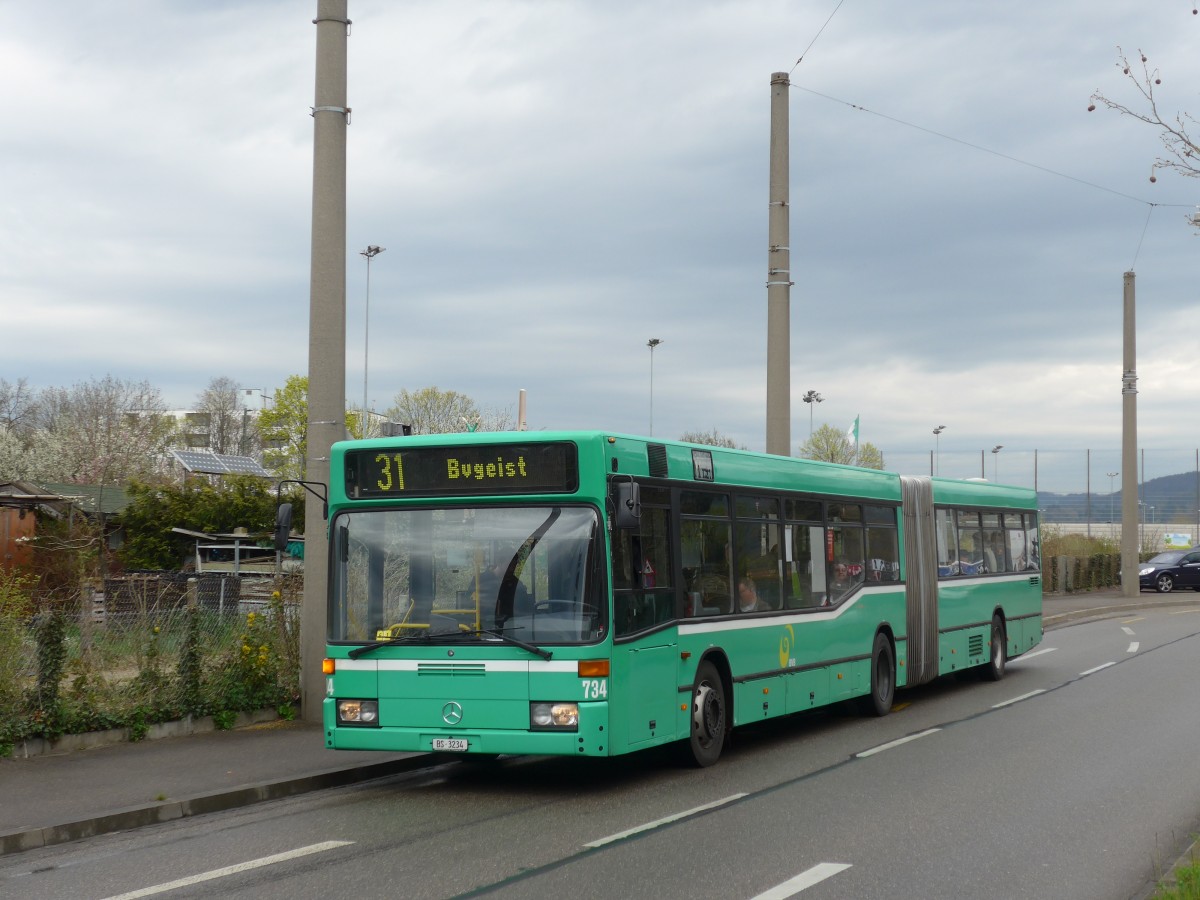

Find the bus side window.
[
  {"left": 613, "top": 506, "right": 673, "bottom": 635},
  {"left": 935, "top": 508, "right": 958, "bottom": 577},
  {"left": 681, "top": 517, "right": 731, "bottom": 616},
  {"left": 866, "top": 523, "right": 899, "bottom": 582}
]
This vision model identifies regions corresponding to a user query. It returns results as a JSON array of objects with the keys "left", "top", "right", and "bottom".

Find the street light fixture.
[
  {"left": 802, "top": 390, "right": 823, "bottom": 438},
  {"left": 932, "top": 425, "right": 946, "bottom": 476},
  {"left": 647, "top": 338, "right": 663, "bottom": 436},
  {"left": 991, "top": 445, "right": 1003, "bottom": 482},
  {"left": 360, "top": 245, "right": 385, "bottom": 433}
]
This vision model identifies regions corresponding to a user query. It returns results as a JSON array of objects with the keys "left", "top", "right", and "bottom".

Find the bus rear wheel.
[
  {"left": 684, "top": 660, "right": 726, "bottom": 767},
  {"left": 980, "top": 615, "right": 1006, "bottom": 682},
  {"left": 859, "top": 632, "right": 894, "bottom": 717}
]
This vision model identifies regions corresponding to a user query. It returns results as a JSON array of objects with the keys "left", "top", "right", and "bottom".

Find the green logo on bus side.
[{"left": 779, "top": 624, "right": 796, "bottom": 668}]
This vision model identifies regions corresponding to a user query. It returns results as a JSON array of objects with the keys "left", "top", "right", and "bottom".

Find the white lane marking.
[
  {"left": 1014, "top": 646, "right": 1056, "bottom": 660},
  {"left": 1080, "top": 661, "right": 1116, "bottom": 676},
  {"left": 1121, "top": 626, "right": 1136, "bottom": 636},
  {"left": 1127, "top": 641, "right": 1140, "bottom": 653},
  {"left": 855, "top": 728, "right": 941, "bottom": 759},
  {"left": 992, "top": 689, "right": 1046, "bottom": 709},
  {"left": 99, "top": 841, "right": 354, "bottom": 899},
  {"left": 750, "top": 862, "right": 853, "bottom": 899},
  {"left": 584, "top": 794, "right": 748, "bottom": 848}
]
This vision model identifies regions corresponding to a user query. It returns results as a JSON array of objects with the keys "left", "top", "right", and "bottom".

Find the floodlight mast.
[{"left": 360, "top": 245, "right": 385, "bottom": 432}]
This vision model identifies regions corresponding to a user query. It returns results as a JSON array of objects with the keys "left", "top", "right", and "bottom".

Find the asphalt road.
[{"left": 4, "top": 605, "right": 1198, "bottom": 900}]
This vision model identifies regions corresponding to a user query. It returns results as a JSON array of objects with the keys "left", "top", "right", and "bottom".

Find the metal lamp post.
[
  {"left": 932, "top": 425, "right": 946, "bottom": 476},
  {"left": 802, "top": 390, "right": 823, "bottom": 439},
  {"left": 360, "top": 245, "right": 385, "bottom": 433},
  {"left": 991, "top": 445, "right": 1003, "bottom": 482},
  {"left": 647, "top": 338, "right": 663, "bottom": 435}
]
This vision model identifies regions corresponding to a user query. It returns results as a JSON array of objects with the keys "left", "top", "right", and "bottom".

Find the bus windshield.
[{"left": 329, "top": 505, "right": 605, "bottom": 645}]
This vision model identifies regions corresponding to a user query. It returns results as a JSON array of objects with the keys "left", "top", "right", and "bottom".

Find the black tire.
[
  {"left": 683, "top": 660, "right": 726, "bottom": 767},
  {"left": 980, "top": 615, "right": 1006, "bottom": 682},
  {"left": 1156, "top": 573, "right": 1175, "bottom": 593},
  {"left": 859, "top": 632, "right": 895, "bottom": 717}
]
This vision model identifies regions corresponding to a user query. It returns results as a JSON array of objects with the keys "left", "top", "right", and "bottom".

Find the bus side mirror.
[
  {"left": 613, "top": 482, "right": 641, "bottom": 530},
  {"left": 274, "top": 503, "right": 293, "bottom": 551}
]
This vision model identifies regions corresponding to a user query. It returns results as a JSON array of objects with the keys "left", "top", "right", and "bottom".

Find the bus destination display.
[{"left": 346, "top": 443, "right": 578, "bottom": 497}]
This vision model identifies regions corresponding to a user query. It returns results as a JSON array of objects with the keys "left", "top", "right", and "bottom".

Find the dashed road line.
[
  {"left": 992, "top": 689, "right": 1046, "bottom": 709},
  {"left": 855, "top": 728, "right": 941, "bottom": 759},
  {"left": 750, "top": 862, "right": 853, "bottom": 899},
  {"left": 584, "top": 794, "right": 748, "bottom": 848},
  {"left": 99, "top": 841, "right": 354, "bottom": 899},
  {"left": 1014, "top": 646, "right": 1056, "bottom": 661}
]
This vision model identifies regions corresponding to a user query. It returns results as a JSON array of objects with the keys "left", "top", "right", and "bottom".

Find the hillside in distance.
[{"left": 1038, "top": 470, "right": 1200, "bottom": 524}]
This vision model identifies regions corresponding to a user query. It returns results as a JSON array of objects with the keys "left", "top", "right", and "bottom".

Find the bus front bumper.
[{"left": 323, "top": 698, "right": 611, "bottom": 757}]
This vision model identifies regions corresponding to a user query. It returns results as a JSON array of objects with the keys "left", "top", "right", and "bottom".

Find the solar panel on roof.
[{"left": 171, "top": 450, "right": 270, "bottom": 478}]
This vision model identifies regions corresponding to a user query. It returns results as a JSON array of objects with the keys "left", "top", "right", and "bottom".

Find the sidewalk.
[{"left": 1, "top": 588, "right": 1192, "bottom": 857}]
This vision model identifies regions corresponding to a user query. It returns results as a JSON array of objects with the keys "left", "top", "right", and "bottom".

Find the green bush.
[{"left": 117, "top": 477, "right": 304, "bottom": 570}]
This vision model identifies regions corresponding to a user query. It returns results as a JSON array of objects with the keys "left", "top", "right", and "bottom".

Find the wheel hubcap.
[{"left": 693, "top": 682, "right": 720, "bottom": 745}]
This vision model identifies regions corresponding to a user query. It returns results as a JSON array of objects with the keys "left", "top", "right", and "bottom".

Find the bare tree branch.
[{"left": 1090, "top": 46, "right": 1200, "bottom": 181}]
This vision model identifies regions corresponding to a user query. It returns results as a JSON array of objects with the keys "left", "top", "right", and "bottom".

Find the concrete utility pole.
[
  {"left": 765, "top": 71, "right": 792, "bottom": 456},
  {"left": 1120, "top": 271, "right": 1139, "bottom": 598},
  {"left": 302, "top": 0, "right": 350, "bottom": 723}
]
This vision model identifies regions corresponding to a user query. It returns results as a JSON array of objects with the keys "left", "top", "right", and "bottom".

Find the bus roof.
[{"left": 331, "top": 430, "right": 1035, "bottom": 510}]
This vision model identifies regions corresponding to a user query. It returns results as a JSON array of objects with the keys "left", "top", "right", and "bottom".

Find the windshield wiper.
[
  {"left": 347, "top": 626, "right": 552, "bottom": 661},
  {"left": 440, "top": 627, "right": 553, "bottom": 661},
  {"left": 348, "top": 630, "right": 432, "bottom": 659}
]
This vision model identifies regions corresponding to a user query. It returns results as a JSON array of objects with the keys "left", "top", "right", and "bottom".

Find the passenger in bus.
[
  {"left": 985, "top": 535, "right": 1006, "bottom": 573},
  {"left": 825, "top": 563, "right": 854, "bottom": 604},
  {"left": 737, "top": 577, "right": 769, "bottom": 613}
]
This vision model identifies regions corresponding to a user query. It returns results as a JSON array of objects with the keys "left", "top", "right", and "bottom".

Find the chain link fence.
[{"left": 0, "top": 572, "right": 300, "bottom": 750}]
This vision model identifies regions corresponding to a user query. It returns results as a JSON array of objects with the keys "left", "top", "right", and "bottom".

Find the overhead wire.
[
  {"left": 785, "top": 1, "right": 1193, "bottom": 270},
  {"left": 790, "top": 0, "right": 846, "bottom": 73}
]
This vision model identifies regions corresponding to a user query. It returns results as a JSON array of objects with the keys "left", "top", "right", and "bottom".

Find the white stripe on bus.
[{"left": 335, "top": 658, "right": 579, "bottom": 673}]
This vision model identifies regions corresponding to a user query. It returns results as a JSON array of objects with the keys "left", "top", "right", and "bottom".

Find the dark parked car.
[{"left": 1139, "top": 549, "right": 1200, "bottom": 592}]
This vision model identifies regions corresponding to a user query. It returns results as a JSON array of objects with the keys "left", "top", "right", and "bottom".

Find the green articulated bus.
[{"left": 319, "top": 430, "right": 1042, "bottom": 766}]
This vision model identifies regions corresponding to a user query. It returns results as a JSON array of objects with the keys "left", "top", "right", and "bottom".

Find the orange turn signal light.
[
  {"left": 578, "top": 659, "right": 610, "bottom": 678},
  {"left": 322, "top": 658, "right": 336, "bottom": 675}
]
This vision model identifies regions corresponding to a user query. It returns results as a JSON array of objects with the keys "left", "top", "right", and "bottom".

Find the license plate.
[{"left": 432, "top": 738, "right": 469, "bottom": 752}]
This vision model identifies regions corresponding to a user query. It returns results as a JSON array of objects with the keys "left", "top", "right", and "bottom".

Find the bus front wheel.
[
  {"left": 859, "top": 632, "right": 895, "bottom": 717},
  {"left": 685, "top": 660, "right": 726, "bottom": 767}
]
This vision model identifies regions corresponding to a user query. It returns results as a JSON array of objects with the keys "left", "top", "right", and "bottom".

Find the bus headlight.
[
  {"left": 337, "top": 699, "right": 379, "bottom": 725},
  {"left": 530, "top": 702, "right": 579, "bottom": 730}
]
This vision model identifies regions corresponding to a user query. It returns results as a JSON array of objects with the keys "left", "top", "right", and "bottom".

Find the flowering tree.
[
  {"left": 21, "top": 376, "right": 173, "bottom": 484},
  {"left": 799, "top": 424, "right": 885, "bottom": 469},
  {"left": 385, "top": 386, "right": 513, "bottom": 434}
]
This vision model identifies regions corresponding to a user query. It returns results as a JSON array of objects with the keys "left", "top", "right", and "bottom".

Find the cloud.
[{"left": 1, "top": 0, "right": 1197, "bottom": 498}]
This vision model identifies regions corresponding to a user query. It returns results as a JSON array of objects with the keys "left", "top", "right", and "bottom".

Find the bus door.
[{"left": 610, "top": 493, "right": 678, "bottom": 748}]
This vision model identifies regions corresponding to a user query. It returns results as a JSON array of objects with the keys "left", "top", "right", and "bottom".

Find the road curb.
[
  {"left": 1043, "top": 596, "right": 1200, "bottom": 630},
  {"left": 0, "top": 753, "right": 438, "bottom": 857}
]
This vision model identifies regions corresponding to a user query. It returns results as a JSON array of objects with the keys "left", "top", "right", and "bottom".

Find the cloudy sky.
[{"left": 3, "top": 1, "right": 1198, "bottom": 492}]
